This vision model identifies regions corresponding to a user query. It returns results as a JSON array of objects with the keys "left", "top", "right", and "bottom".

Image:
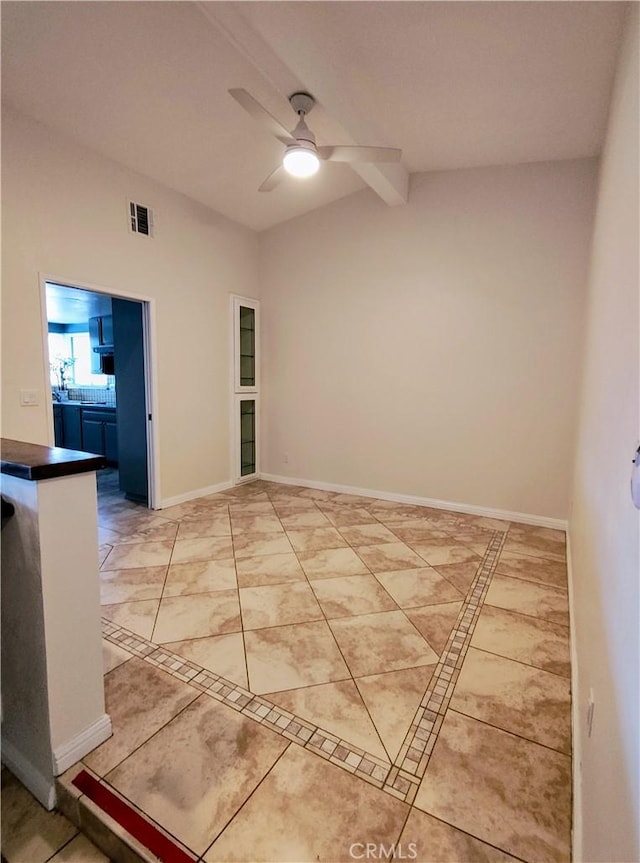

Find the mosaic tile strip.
[
  {"left": 102, "top": 619, "right": 393, "bottom": 796},
  {"left": 385, "top": 529, "right": 506, "bottom": 791}
]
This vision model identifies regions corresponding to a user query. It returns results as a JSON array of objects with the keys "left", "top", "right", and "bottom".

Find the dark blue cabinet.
[
  {"left": 53, "top": 405, "right": 63, "bottom": 446},
  {"left": 53, "top": 404, "right": 83, "bottom": 451},
  {"left": 81, "top": 408, "right": 118, "bottom": 466}
]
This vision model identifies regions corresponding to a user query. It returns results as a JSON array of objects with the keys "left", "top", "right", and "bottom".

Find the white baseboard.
[
  {"left": 158, "top": 479, "right": 234, "bottom": 510},
  {"left": 566, "top": 532, "right": 582, "bottom": 862},
  {"left": 1, "top": 736, "right": 56, "bottom": 810},
  {"left": 52, "top": 713, "right": 112, "bottom": 775},
  {"left": 260, "top": 472, "right": 568, "bottom": 531}
]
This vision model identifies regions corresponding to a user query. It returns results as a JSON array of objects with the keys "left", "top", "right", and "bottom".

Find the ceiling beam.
[{"left": 197, "top": 1, "right": 409, "bottom": 207}]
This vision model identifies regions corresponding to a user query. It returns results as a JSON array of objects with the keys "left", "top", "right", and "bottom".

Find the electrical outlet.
[
  {"left": 283, "top": 452, "right": 289, "bottom": 464},
  {"left": 20, "top": 389, "right": 39, "bottom": 406},
  {"left": 586, "top": 688, "right": 595, "bottom": 737}
]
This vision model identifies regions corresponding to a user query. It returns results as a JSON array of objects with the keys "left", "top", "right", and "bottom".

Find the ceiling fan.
[{"left": 229, "top": 88, "right": 402, "bottom": 192}]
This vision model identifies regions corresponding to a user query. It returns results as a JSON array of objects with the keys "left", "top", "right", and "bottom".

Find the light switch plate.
[{"left": 20, "top": 389, "right": 39, "bottom": 406}]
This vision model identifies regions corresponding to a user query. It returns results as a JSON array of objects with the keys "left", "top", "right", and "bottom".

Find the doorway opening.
[{"left": 43, "top": 278, "right": 156, "bottom": 509}]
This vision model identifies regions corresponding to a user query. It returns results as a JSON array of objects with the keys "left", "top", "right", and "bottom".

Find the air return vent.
[{"left": 129, "top": 201, "right": 153, "bottom": 237}]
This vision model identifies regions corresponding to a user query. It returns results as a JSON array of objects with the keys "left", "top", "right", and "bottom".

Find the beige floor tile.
[
  {"left": 107, "top": 696, "right": 289, "bottom": 856},
  {"left": 444, "top": 527, "right": 495, "bottom": 550},
  {"left": 153, "top": 590, "right": 241, "bottom": 643},
  {"left": 245, "top": 620, "right": 349, "bottom": 694},
  {"left": 375, "top": 568, "right": 463, "bottom": 609},
  {"left": 84, "top": 657, "right": 198, "bottom": 776},
  {"left": 101, "top": 513, "right": 175, "bottom": 537},
  {"left": 1, "top": 768, "right": 78, "bottom": 863},
  {"left": 101, "top": 541, "right": 174, "bottom": 571},
  {"left": 48, "top": 834, "right": 110, "bottom": 862},
  {"left": 101, "top": 599, "right": 159, "bottom": 639},
  {"left": 404, "top": 601, "right": 463, "bottom": 654},
  {"left": 163, "top": 559, "right": 237, "bottom": 596},
  {"left": 338, "top": 523, "right": 398, "bottom": 546},
  {"left": 235, "top": 552, "right": 305, "bottom": 587},
  {"left": 432, "top": 560, "right": 479, "bottom": 595},
  {"left": 296, "top": 488, "right": 338, "bottom": 501},
  {"left": 279, "top": 510, "right": 331, "bottom": 529},
  {"left": 99, "top": 565, "right": 167, "bottom": 604},
  {"left": 400, "top": 808, "right": 520, "bottom": 862},
  {"left": 503, "top": 526, "right": 566, "bottom": 562},
  {"left": 471, "top": 605, "right": 570, "bottom": 677},
  {"left": 272, "top": 500, "right": 321, "bottom": 516},
  {"left": 239, "top": 582, "right": 323, "bottom": 629},
  {"left": 169, "top": 500, "right": 229, "bottom": 521},
  {"left": 176, "top": 515, "right": 231, "bottom": 539},
  {"left": 102, "top": 639, "right": 132, "bottom": 674},
  {"left": 412, "top": 540, "right": 481, "bottom": 567},
  {"left": 310, "top": 574, "right": 397, "bottom": 618},
  {"left": 322, "top": 507, "right": 377, "bottom": 527},
  {"left": 330, "top": 493, "right": 377, "bottom": 506},
  {"left": 267, "top": 679, "right": 388, "bottom": 760},
  {"left": 510, "top": 524, "right": 566, "bottom": 544},
  {"left": 330, "top": 610, "right": 438, "bottom": 677},
  {"left": 98, "top": 525, "right": 123, "bottom": 545},
  {"left": 485, "top": 574, "right": 569, "bottom": 625},
  {"left": 415, "top": 710, "right": 571, "bottom": 862},
  {"left": 285, "top": 527, "right": 348, "bottom": 552},
  {"left": 228, "top": 501, "right": 277, "bottom": 516},
  {"left": 496, "top": 551, "right": 568, "bottom": 589},
  {"left": 233, "top": 532, "right": 294, "bottom": 558},
  {"left": 170, "top": 537, "right": 234, "bottom": 564},
  {"left": 297, "top": 546, "right": 369, "bottom": 579},
  {"left": 231, "top": 514, "right": 285, "bottom": 534},
  {"left": 163, "top": 632, "right": 248, "bottom": 688},
  {"left": 389, "top": 525, "right": 450, "bottom": 544},
  {"left": 355, "top": 542, "right": 428, "bottom": 573},
  {"left": 116, "top": 522, "right": 179, "bottom": 544},
  {"left": 204, "top": 745, "right": 408, "bottom": 863},
  {"left": 370, "top": 505, "right": 431, "bottom": 524},
  {"left": 451, "top": 647, "right": 571, "bottom": 753},
  {"left": 98, "top": 544, "right": 112, "bottom": 566},
  {"left": 355, "top": 666, "right": 435, "bottom": 761}
]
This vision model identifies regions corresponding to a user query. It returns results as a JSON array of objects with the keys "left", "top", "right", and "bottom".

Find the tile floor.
[{"left": 4, "top": 471, "right": 573, "bottom": 862}]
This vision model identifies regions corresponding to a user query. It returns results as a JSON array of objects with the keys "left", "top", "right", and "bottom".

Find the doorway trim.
[{"left": 39, "top": 272, "right": 160, "bottom": 510}]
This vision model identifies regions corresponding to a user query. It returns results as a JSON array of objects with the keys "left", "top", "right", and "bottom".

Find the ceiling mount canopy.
[{"left": 229, "top": 87, "right": 402, "bottom": 192}]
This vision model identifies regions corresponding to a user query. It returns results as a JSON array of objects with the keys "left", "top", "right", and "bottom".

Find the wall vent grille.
[{"left": 129, "top": 201, "right": 153, "bottom": 237}]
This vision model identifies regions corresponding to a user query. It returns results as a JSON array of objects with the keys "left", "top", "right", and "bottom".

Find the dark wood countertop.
[{"left": 1, "top": 438, "right": 106, "bottom": 481}]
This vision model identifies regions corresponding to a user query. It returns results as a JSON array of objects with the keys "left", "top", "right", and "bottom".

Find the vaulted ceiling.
[{"left": 1, "top": 1, "right": 626, "bottom": 231}]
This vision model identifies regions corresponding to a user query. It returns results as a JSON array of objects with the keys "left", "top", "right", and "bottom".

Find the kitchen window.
[{"left": 48, "top": 331, "right": 110, "bottom": 387}]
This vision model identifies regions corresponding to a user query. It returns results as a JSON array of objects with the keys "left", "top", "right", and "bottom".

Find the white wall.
[
  {"left": 569, "top": 6, "right": 639, "bottom": 862},
  {"left": 260, "top": 158, "right": 597, "bottom": 521},
  {"left": 1, "top": 107, "right": 259, "bottom": 502}
]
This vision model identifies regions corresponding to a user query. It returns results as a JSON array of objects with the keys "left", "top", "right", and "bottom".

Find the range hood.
[{"left": 90, "top": 314, "right": 114, "bottom": 374}]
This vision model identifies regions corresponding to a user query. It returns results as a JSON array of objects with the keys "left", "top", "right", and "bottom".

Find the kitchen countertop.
[
  {"left": 53, "top": 401, "right": 116, "bottom": 408},
  {"left": 1, "top": 438, "right": 106, "bottom": 481}
]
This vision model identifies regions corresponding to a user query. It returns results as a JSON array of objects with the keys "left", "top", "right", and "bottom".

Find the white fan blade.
[
  {"left": 229, "top": 88, "right": 294, "bottom": 143},
  {"left": 259, "top": 165, "right": 286, "bottom": 193},
  {"left": 317, "top": 145, "right": 402, "bottom": 164}
]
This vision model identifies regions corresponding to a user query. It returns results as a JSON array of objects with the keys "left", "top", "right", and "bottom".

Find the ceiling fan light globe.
[{"left": 283, "top": 147, "right": 320, "bottom": 178}]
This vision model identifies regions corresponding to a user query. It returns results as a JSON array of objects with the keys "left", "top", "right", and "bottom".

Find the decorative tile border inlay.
[
  {"left": 101, "top": 525, "right": 507, "bottom": 804},
  {"left": 102, "top": 619, "right": 392, "bottom": 795},
  {"left": 385, "top": 529, "right": 507, "bottom": 794}
]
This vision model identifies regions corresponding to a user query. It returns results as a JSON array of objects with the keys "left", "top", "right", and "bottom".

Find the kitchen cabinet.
[
  {"left": 53, "top": 404, "right": 83, "bottom": 451},
  {"left": 81, "top": 408, "right": 118, "bottom": 465},
  {"left": 53, "top": 405, "right": 63, "bottom": 446}
]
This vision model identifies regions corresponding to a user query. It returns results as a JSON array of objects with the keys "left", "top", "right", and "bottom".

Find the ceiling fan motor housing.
[{"left": 289, "top": 91, "right": 315, "bottom": 116}]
